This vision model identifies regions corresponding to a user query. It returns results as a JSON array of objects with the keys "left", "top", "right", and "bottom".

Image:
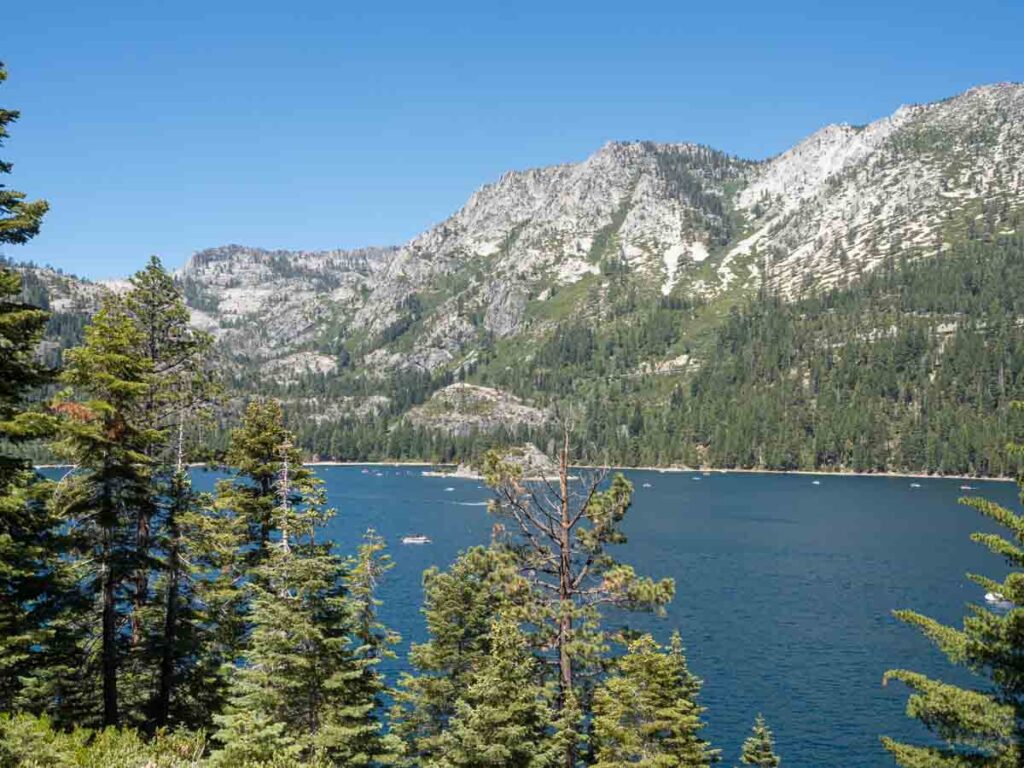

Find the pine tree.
[
  {"left": 0, "top": 266, "right": 60, "bottom": 713},
  {"left": 212, "top": 401, "right": 389, "bottom": 766},
  {"left": 883, "top": 431, "right": 1024, "bottom": 766},
  {"left": 145, "top": 441, "right": 236, "bottom": 730},
  {"left": 0, "top": 62, "right": 48, "bottom": 244},
  {"left": 431, "top": 617, "right": 558, "bottom": 768},
  {"left": 121, "top": 255, "right": 215, "bottom": 661},
  {"left": 47, "top": 297, "right": 159, "bottom": 727},
  {"left": 738, "top": 715, "right": 780, "bottom": 767},
  {"left": 0, "top": 63, "right": 54, "bottom": 711},
  {"left": 216, "top": 398, "right": 312, "bottom": 565},
  {"left": 315, "top": 530, "right": 401, "bottom": 766},
  {"left": 391, "top": 545, "right": 528, "bottom": 762},
  {"left": 592, "top": 633, "right": 718, "bottom": 768},
  {"left": 211, "top": 494, "right": 344, "bottom": 764},
  {"left": 113, "top": 257, "right": 218, "bottom": 728},
  {"left": 483, "top": 426, "right": 675, "bottom": 767}
]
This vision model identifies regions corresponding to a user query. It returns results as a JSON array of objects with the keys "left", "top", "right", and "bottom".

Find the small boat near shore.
[
  {"left": 960, "top": 484, "right": 976, "bottom": 491},
  {"left": 401, "top": 535, "right": 431, "bottom": 545},
  {"left": 985, "top": 591, "right": 1014, "bottom": 609}
]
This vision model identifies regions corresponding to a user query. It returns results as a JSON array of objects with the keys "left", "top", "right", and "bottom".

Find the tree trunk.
[
  {"left": 130, "top": 506, "right": 151, "bottom": 646},
  {"left": 557, "top": 427, "right": 575, "bottom": 768},
  {"left": 101, "top": 524, "right": 119, "bottom": 727},
  {"left": 154, "top": 484, "right": 182, "bottom": 727}
]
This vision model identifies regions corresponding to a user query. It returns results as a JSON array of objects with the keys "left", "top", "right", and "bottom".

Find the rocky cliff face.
[{"left": 730, "top": 83, "right": 1024, "bottom": 296}]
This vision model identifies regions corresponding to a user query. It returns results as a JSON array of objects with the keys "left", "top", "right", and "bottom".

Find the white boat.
[
  {"left": 444, "top": 487, "right": 455, "bottom": 492},
  {"left": 910, "top": 483, "right": 922, "bottom": 488},
  {"left": 642, "top": 482, "right": 652, "bottom": 488},
  {"left": 960, "top": 484, "right": 976, "bottom": 491},
  {"left": 811, "top": 480, "right": 821, "bottom": 485},
  {"left": 985, "top": 591, "right": 1013, "bottom": 609},
  {"left": 691, "top": 476, "right": 701, "bottom": 481},
  {"left": 402, "top": 535, "right": 431, "bottom": 545}
]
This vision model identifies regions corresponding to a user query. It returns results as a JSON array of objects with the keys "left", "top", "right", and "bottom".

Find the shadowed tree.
[
  {"left": 0, "top": 60, "right": 55, "bottom": 714},
  {"left": 49, "top": 298, "right": 158, "bottom": 727}
]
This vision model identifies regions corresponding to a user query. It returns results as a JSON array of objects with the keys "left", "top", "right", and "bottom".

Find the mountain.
[
  {"left": 173, "top": 141, "right": 751, "bottom": 379},
  {"left": 737, "top": 83, "right": 1024, "bottom": 296},
  {"left": 14, "top": 82, "right": 1024, "bottom": 474}
]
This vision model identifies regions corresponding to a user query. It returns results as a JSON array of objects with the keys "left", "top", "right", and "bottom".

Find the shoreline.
[
  {"left": 35, "top": 460, "right": 1014, "bottom": 483},
  {"left": 306, "top": 460, "right": 1014, "bottom": 483}
]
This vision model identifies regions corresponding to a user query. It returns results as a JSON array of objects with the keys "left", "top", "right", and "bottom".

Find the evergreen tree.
[
  {"left": 883, "top": 431, "right": 1024, "bottom": 766},
  {"left": 145, "top": 448, "right": 236, "bottom": 731},
  {"left": 738, "top": 715, "right": 780, "bottom": 768},
  {"left": 391, "top": 545, "right": 528, "bottom": 762},
  {"left": 0, "top": 61, "right": 54, "bottom": 712},
  {"left": 217, "top": 398, "right": 312, "bottom": 565},
  {"left": 592, "top": 633, "right": 718, "bottom": 768},
  {"left": 315, "top": 530, "right": 401, "bottom": 766},
  {"left": 0, "top": 62, "right": 48, "bottom": 244},
  {"left": 484, "top": 427, "right": 675, "bottom": 767},
  {"left": 121, "top": 255, "right": 215, "bottom": 658},
  {"left": 431, "top": 617, "right": 558, "bottom": 768},
  {"left": 211, "top": 494, "right": 343, "bottom": 764},
  {"left": 47, "top": 298, "right": 159, "bottom": 727},
  {"left": 0, "top": 266, "right": 59, "bottom": 714},
  {"left": 213, "top": 402, "right": 393, "bottom": 766}
]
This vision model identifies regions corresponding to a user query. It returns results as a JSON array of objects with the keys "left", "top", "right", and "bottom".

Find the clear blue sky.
[{"left": 3, "top": 0, "right": 1022, "bottom": 279}]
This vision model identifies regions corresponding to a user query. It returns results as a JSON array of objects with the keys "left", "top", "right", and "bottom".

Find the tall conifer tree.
[
  {"left": 0, "top": 60, "right": 55, "bottom": 715},
  {"left": 121, "top": 255, "right": 215, "bottom": 655},
  {"left": 50, "top": 298, "right": 158, "bottom": 727},
  {"left": 212, "top": 400, "right": 395, "bottom": 766},
  {"left": 483, "top": 427, "right": 675, "bottom": 767},
  {"left": 0, "top": 62, "right": 48, "bottom": 244}
]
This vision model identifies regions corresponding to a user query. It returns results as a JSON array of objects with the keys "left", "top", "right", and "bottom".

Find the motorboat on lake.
[
  {"left": 985, "top": 591, "right": 1014, "bottom": 609},
  {"left": 401, "top": 535, "right": 431, "bottom": 545}
]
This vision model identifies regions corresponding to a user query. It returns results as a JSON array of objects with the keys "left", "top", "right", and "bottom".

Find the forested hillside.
[{"left": 281, "top": 233, "right": 1024, "bottom": 476}]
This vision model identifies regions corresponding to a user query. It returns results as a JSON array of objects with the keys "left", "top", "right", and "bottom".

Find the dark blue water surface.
[{"left": 126, "top": 466, "right": 1024, "bottom": 765}]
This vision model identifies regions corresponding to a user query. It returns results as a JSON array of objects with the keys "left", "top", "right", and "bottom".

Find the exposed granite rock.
[{"left": 405, "top": 383, "right": 549, "bottom": 437}]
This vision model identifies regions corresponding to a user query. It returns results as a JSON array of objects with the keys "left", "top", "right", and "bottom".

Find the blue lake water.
[{"left": 55, "top": 464, "right": 1020, "bottom": 766}]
